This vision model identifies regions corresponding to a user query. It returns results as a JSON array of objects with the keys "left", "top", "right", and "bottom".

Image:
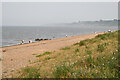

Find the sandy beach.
[{"left": 1, "top": 32, "right": 104, "bottom": 78}]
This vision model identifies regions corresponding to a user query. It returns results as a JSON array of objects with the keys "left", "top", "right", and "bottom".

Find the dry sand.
[{"left": 1, "top": 32, "right": 104, "bottom": 78}]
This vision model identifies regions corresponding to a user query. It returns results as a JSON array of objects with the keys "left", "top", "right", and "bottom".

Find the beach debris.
[
  {"left": 66, "top": 35, "right": 68, "bottom": 37},
  {"left": 21, "top": 40, "right": 24, "bottom": 44},
  {"left": 2, "top": 49, "right": 6, "bottom": 52},
  {"left": 108, "top": 30, "right": 112, "bottom": 32},
  {"left": 29, "top": 40, "right": 32, "bottom": 43},
  {"left": 35, "top": 38, "right": 44, "bottom": 41},
  {"left": 35, "top": 38, "right": 51, "bottom": 41}
]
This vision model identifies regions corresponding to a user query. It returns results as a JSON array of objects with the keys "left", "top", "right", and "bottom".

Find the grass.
[
  {"left": 45, "top": 56, "right": 51, "bottom": 60},
  {"left": 79, "top": 40, "right": 85, "bottom": 46},
  {"left": 95, "top": 32, "right": 116, "bottom": 40},
  {"left": 0, "top": 58, "right": 1, "bottom": 61},
  {"left": 36, "top": 51, "right": 52, "bottom": 57},
  {"left": 32, "top": 53, "right": 36, "bottom": 55},
  {"left": 53, "top": 64, "right": 71, "bottom": 78},
  {"left": 20, "top": 66, "right": 40, "bottom": 78},
  {"left": 15, "top": 31, "right": 119, "bottom": 78},
  {"left": 97, "top": 44, "right": 105, "bottom": 52},
  {"left": 62, "top": 46, "right": 70, "bottom": 50},
  {"left": 53, "top": 48, "right": 118, "bottom": 78},
  {"left": 75, "top": 48, "right": 80, "bottom": 53}
]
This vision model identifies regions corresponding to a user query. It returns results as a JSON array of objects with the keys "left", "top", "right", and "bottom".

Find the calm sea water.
[{"left": 2, "top": 24, "right": 118, "bottom": 47}]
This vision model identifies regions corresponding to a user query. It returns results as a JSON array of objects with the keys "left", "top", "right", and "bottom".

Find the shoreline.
[
  {"left": 1, "top": 32, "right": 104, "bottom": 48},
  {"left": 1, "top": 30, "right": 108, "bottom": 48},
  {"left": 2, "top": 32, "right": 104, "bottom": 78}
]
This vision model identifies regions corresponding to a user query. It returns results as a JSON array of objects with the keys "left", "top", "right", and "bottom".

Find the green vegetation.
[
  {"left": 20, "top": 66, "right": 40, "bottom": 78},
  {"left": 97, "top": 44, "right": 105, "bottom": 52},
  {"left": 16, "top": 31, "right": 119, "bottom": 78},
  {"left": 53, "top": 64, "right": 71, "bottom": 78},
  {"left": 62, "top": 46, "right": 70, "bottom": 50},
  {"left": 86, "top": 50, "right": 92, "bottom": 55},
  {"left": 45, "top": 56, "right": 51, "bottom": 60},
  {"left": 79, "top": 40, "right": 85, "bottom": 46},
  {"left": 0, "top": 58, "right": 1, "bottom": 61},
  {"left": 32, "top": 53, "right": 36, "bottom": 55},
  {"left": 36, "top": 51, "right": 52, "bottom": 57},
  {"left": 95, "top": 32, "right": 116, "bottom": 40},
  {"left": 75, "top": 48, "right": 80, "bottom": 53}
]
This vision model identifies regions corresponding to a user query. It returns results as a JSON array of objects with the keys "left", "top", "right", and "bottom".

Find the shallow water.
[{"left": 2, "top": 24, "right": 118, "bottom": 47}]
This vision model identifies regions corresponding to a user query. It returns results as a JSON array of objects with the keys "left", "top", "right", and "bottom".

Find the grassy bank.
[{"left": 15, "top": 31, "right": 119, "bottom": 78}]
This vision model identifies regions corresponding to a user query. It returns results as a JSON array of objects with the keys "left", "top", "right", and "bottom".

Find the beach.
[
  {"left": 1, "top": 2, "right": 118, "bottom": 78},
  {"left": 1, "top": 32, "right": 104, "bottom": 78}
]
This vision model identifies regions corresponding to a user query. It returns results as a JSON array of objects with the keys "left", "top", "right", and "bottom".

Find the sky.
[
  {"left": 1, "top": 0, "right": 120, "bottom": 2},
  {"left": 2, "top": 2, "right": 118, "bottom": 26},
  {"left": 118, "top": 2, "right": 120, "bottom": 20}
]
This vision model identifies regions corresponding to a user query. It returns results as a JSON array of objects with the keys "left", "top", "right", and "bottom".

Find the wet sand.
[{"left": 1, "top": 32, "right": 104, "bottom": 78}]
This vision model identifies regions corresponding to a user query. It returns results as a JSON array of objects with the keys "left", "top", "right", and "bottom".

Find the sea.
[{"left": 1, "top": 22, "right": 118, "bottom": 47}]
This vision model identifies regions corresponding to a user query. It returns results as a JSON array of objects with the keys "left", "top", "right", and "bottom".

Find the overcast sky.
[{"left": 2, "top": 2, "right": 118, "bottom": 26}]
